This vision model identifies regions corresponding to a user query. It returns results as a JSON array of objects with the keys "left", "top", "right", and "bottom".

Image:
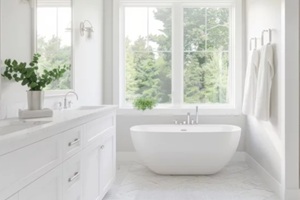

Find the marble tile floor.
[{"left": 103, "top": 161, "right": 280, "bottom": 200}]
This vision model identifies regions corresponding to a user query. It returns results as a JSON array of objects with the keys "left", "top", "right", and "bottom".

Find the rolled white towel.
[
  {"left": 242, "top": 49, "right": 260, "bottom": 115},
  {"left": 254, "top": 44, "right": 274, "bottom": 121}
]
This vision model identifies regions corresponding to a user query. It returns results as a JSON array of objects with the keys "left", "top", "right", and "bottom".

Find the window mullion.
[{"left": 172, "top": 3, "right": 184, "bottom": 106}]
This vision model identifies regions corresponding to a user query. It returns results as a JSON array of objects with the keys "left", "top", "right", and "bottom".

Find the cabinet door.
[
  {"left": 99, "top": 128, "right": 116, "bottom": 199},
  {"left": 19, "top": 166, "right": 62, "bottom": 200},
  {"left": 63, "top": 154, "right": 81, "bottom": 200},
  {"left": 81, "top": 137, "right": 102, "bottom": 200},
  {"left": 6, "top": 193, "right": 18, "bottom": 200}
]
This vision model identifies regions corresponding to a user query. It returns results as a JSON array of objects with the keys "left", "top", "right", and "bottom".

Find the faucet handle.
[
  {"left": 58, "top": 102, "right": 63, "bottom": 110},
  {"left": 173, "top": 120, "right": 178, "bottom": 124},
  {"left": 195, "top": 105, "right": 199, "bottom": 124},
  {"left": 68, "top": 100, "right": 73, "bottom": 108}
]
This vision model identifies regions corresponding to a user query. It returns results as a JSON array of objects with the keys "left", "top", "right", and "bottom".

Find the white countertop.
[{"left": 0, "top": 105, "right": 117, "bottom": 156}]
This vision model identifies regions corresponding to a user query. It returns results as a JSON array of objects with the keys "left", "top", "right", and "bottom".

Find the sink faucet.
[
  {"left": 64, "top": 91, "right": 79, "bottom": 109},
  {"left": 195, "top": 106, "right": 199, "bottom": 124}
]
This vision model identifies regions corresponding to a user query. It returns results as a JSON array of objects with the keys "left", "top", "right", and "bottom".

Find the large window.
[
  {"left": 183, "top": 8, "right": 230, "bottom": 104},
  {"left": 124, "top": 7, "right": 172, "bottom": 104},
  {"left": 36, "top": 0, "right": 72, "bottom": 90},
  {"left": 118, "top": 0, "right": 241, "bottom": 110}
]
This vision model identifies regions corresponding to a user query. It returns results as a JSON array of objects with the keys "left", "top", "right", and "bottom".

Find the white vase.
[{"left": 27, "top": 90, "right": 44, "bottom": 110}]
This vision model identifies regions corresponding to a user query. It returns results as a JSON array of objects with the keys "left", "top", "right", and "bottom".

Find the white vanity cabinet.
[
  {"left": 82, "top": 115, "right": 116, "bottom": 200},
  {"left": 0, "top": 108, "right": 116, "bottom": 200}
]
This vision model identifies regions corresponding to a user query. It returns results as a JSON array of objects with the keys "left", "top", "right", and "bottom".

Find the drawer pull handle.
[
  {"left": 68, "top": 172, "right": 79, "bottom": 183},
  {"left": 100, "top": 145, "right": 105, "bottom": 150},
  {"left": 68, "top": 138, "right": 80, "bottom": 147}
]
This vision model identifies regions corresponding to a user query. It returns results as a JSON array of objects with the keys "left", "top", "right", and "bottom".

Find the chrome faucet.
[
  {"left": 64, "top": 91, "right": 79, "bottom": 109},
  {"left": 187, "top": 112, "right": 191, "bottom": 124},
  {"left": 195, "top": 106, "right": 199, "bottom": 124}
]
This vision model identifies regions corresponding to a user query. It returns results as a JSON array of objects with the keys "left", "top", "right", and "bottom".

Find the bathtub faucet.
[
  {"left": 187, "top": 112, "right": 191, "bottom": 124},
  {"left": 195, "top": 106, "right": 199, "bottom": 124}
]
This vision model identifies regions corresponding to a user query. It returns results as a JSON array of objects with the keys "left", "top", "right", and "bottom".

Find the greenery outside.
[
  {"left": 124, "top": 7, "right": 230, "bottom": 105},
  {"left": 36, "top": 7, "right": 72, "bottom": 90},
  {"left": 37, "top": 36, "right": 72, "bottom": 90}
]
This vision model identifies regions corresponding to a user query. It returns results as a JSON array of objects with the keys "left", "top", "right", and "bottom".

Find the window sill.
[
  {"left": 44, "top": 89, "right": 73, "bottom": 98},
  {"left": 117, "top": 106, "right": 242, "bottom": 116}
]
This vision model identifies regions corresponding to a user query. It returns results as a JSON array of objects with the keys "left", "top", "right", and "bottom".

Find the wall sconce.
[{"left": 80, "top": 20, "right": 94, "bottom": 37}]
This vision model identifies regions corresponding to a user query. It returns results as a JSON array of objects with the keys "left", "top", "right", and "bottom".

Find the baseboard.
[
  {"left": 245, "top": 154, "right": 282, "bottom": 199},
  {"left": 116, "top": 151, "right": 247, "bottom": 164},
  {"left": 231, "top": 151, "right": 247, "bottom": 163},
  {"left": 116, "top": 152, "right": 141, "bottom": 163}
]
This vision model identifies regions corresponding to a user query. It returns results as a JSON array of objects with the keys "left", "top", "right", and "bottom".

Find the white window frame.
[{"left": 113, "top": 0, "right": 243, "bottom": 115}]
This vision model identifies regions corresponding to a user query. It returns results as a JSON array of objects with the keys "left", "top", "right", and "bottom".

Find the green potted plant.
[
  {"left": 133, "top": 97, "right": 157, "bottom": 111},
  {"left": 1, "top": 53, "right": 68, "bottom": 110}
]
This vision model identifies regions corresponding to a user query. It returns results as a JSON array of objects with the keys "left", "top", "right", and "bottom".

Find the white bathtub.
[{"left": 130, "top": 124, "right": 241, "bottom": 175}]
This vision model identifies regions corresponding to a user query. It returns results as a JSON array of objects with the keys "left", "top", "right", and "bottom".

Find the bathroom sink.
[{"left": 0, "top": 120, "right": 51, "bottom": 136}]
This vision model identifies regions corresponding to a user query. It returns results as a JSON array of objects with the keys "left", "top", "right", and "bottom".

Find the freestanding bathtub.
[{"left": 130, "top": 124, "right": 241, "bottom": 175}]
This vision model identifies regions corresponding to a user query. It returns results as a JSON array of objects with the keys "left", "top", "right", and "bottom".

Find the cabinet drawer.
[
  {"left": 84, "top": 115, "right": 114, "bottom": 146},
  {"left": 62, "top": 154, "right": 81, "bottom": 200},
  {"left": 19, "top": 165, "right": 62, "bottom": 200},
  {"left": 0, "top": 135, "right": 61, "bottom": 197},
  {"left": 62, "top": 127, "right": 82, "bottom": 160}
]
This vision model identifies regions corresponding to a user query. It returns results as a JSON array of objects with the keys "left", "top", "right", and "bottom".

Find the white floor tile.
[{"left": 104, "top": 161, "right": 279, "bottom": 200}]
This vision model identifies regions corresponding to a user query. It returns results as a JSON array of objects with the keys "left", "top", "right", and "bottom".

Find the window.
[
  {"left": 183, "top": 8, "right": 230, "bottom": 104},
  {"left": 124, "top": 7, "right": 172, "bottom": 104},
  {"left": 116, "top": 0, "right": 242, "bottom": 112},
  {"left": 36, "top": 0, "right": 72, "bottom": 90}
]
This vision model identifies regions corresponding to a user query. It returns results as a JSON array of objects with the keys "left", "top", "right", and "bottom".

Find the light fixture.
[{"left": 80, "top": 20, "right": 94, "bottom": 37}]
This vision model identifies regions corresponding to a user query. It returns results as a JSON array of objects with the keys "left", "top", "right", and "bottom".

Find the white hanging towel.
[
  {"left": 242, "top": 49, "right": 260, "bottom": 115},
  {"left": 254, "top": 44, "right": 274, "bottom": 121}
]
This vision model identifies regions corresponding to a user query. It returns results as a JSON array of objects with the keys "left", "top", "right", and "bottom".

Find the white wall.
[
  {"left": 0, "top": 0, "right": 103, "bottom": 118},
  {"left": 0, "top": 0, "right": 32, "bottom": 118},
  {"left": 245, "top": 0, "right": 283, "bottom": 188},
  {"left": 282, "top": 0, "right": 300, "bottom": 199},
  {"left": 73, "top": 0, "right": 103, "bottom": 105},
  {"left": 0, "top": 0, "right": 2, "bottom": 116}
]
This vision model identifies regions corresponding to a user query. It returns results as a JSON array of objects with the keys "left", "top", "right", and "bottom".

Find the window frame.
[
  {"left": 113, "top": 0, "right": 242, "bottom": 115},
  {"left": 32, "top": 0, "right": 74, "bottom": 97}
]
